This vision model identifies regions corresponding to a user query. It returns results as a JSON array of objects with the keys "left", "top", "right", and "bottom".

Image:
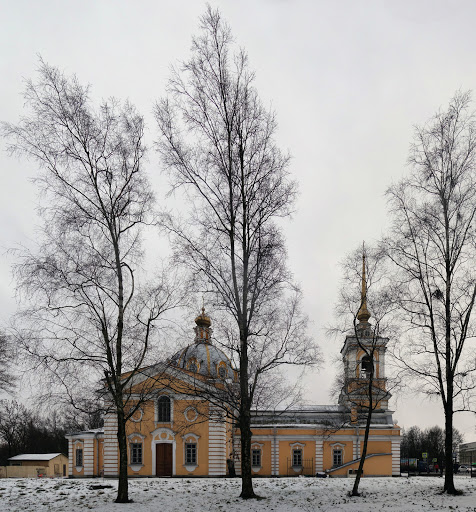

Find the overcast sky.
[{"left": 2, "top": 0, "right": 476, "bottom": 440}]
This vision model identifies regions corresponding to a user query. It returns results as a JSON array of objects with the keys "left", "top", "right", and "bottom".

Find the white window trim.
[
  {"left": 251, "top": 442, "right": 264, "bottom": 472},
  {"left": 73, "top": 440, "right": 84, "bottom": 471},
  {"left": 128, "top": 432, "right": 146, "bottom": 471},
  {"left": 183, "top": 433, "right": 199, "bottom": 471},
  {"left": 330, "top": 442, "right": 346, "bottom": 467},
  {"left": 155, "top": 393, "right": 174, "bottom": 425},
  {"left": 290, "top": 442, "right": 305, "bottom": 471}
]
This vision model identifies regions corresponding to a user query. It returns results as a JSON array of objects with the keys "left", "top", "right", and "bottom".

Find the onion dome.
[
  {"left": 195, "top": 306, "right": 211, "bottom": 328},
  {"left": 168, "top": 308, "right": 235, "bottom": 380}
]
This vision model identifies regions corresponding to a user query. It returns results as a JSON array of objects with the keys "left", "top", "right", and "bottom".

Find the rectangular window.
[
  {"left": 75, "top": 448, "right": 83, "bottom": 467},
  {"left": 333, "top": 449, "right": 343, "bottom": 467},
  {"left": 158, "top": 396, "right": 171, "bottom": 422},
  {"left": 185, "top": 443, "right": 197, "bottom": 465},
  {"left": 131, "top": 443, "right": 143, "bottom": 465},
  {"left": 292, "top": 449, "right": 302, "bottom": 467},
  {"left": 252, "top": 449, "right": 261, "bottom": 467}
]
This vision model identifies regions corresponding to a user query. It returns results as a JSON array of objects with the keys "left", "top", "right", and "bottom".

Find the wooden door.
[{"left": 156, "top": 443, "right": 173, "bottom": 476}]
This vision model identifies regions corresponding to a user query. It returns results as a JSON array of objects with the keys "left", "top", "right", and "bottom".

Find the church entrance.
[{"left": 156, "top": 443, "right": 173, "bottom": 476}]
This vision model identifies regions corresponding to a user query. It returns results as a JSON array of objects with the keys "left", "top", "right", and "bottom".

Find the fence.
[
  {"left": 286, "top": 458, "right": 314, "bottom": 476},
  {"left": 0, "top": 466, "right": 59, "bottom": 478}
]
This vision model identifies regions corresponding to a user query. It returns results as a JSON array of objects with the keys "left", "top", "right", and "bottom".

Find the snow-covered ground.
[{"left": 1, "top": 475, "right": 475, "bottom": 511}]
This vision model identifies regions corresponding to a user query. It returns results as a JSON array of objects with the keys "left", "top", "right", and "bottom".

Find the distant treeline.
[
  {"left": 0, "top": 400, "right": 102, "bottom": 465},
  {"left": 400, "top": 425, "right": 463, "bottom": 463}
]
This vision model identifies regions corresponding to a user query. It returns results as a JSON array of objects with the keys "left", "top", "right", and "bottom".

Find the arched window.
[
  {"left": 218, "top": 363, "right": 227, "bottom": 379},
  {"left": 157, "top": 396, "right": 171, "bottom": 422},
  {"left": 187, "top": 358, "right": 199, "bottom": 373},
  {"left": 361, "top": 355, "right": 373, "bottom": 379}
]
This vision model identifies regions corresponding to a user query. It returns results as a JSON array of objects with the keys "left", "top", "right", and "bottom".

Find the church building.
[{"left": 66, "top": 262, "right": 401, "bottom": 478}]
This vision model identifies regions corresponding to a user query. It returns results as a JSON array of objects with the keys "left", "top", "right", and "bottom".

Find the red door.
[{"left": 156, "top": 443, "right": 173, "bottom": 476}]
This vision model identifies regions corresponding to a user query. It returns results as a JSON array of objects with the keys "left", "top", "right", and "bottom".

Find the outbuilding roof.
[{"left": 8, "top": 453, "right": 63, "bottom": 461}]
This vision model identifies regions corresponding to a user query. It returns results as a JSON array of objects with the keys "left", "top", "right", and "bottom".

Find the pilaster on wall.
[
  {"left": 315, "top": 440, "right": 323, "bottom": 472},
  {"left": 353, "top": 431, "right": 360, "bottom": 460},
  {"left": 208, "top": 406, "right": 226, "bottom": 476},
  {"left": 391, "top": 439, "right": 401, "bottom": 476},
  {"left": 271, "top": 430, "right": 279, "bottom": 476},
  {"left": 68, "top": 439, "right": 73, "bottom": 476},
  {"left": 103, "top": 411, "right": 118, "bottom": 477},
  {"left": 83, "top": 438, "right": 94, "bottom": 476},
  {"left": 233, "top": 436, "right": 242, "bottom": 476}
]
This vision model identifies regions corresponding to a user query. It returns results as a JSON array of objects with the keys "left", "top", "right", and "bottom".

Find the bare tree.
[
  {"left": 2, "top": 60, "right": 179, "bottom": 503},
  {"left": 0, "top": 333, "right": 16, "bottom": 394},
  {"left": 0, "top": 400, "right": 31, "bottom": 460},
  {"left": 332, "top": 245, "right": 397, "bottom": 496},
  {"left": 155, "top": 7, "right": 318, "bottom": 499},
  {"left": 400, "top": 424, "right": 463, "bottom": 472},
  {"left": 383, "top": 90, "right": 476, "bottom": 494}
]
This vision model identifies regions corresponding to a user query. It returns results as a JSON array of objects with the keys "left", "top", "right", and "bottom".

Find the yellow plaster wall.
[
  {"left": 278, "top": 439, "right": 316, "bottom": 475},
  {"left": 7, "top": 455, "right": 68, "bottom": 477},
  {"left": 330, "top": 454, "right": 392, "bottom": 477},
  {"left": 250, "top": 440, "right": 272, "bottom": 476},
  {"left": 124, "top": 396, "right": 214, "bottom": 477},
  {"left": 323, "top": 440, "right": 353, "bottom": 470}
]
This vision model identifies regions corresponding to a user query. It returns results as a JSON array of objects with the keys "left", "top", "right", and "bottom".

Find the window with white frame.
[
  {"left": 252, "top": 449, "right": 261, "bottom": 467},
  {"left": 333, "top": 448, "right": 343, "bottom": 467},
  {"left": 158, "top": 395, "right": 171, "bottom": 422},
  {"left": 185, "top": 442, "right": 197, "bottom": 465},
  {"left": 75, "top": 448, "right": 83, "bottom": 467},
  {"left": 292, "top": 448, "right": 303, "bottom": 467},
  {"left": 130, "top": 442, "right": 143, "bottom": 465}
]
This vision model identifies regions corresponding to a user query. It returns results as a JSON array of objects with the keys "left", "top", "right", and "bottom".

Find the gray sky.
[{"left": 2, "top": 0, "right": 476, "bottom": 440}]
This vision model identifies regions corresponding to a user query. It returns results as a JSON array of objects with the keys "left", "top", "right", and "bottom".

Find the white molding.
[
  {"left": 151, "top": 427, "right": 175, "bottom": 476},
  {"left": 127, "top": 432, "right": 146, "bottom": 441},
  {"left": 184, "top": 406, "right": 198, "bottom": 422}
]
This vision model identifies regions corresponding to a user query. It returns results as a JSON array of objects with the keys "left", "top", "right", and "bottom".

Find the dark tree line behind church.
[
  {"left": 0, "top": 400, "right": 102, "bottom": 465},
  {"left": 400, "top": 425, "right": 463, "bottom": 466}
]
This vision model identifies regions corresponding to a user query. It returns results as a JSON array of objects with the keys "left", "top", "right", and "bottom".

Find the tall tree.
[
  {"left": 2, "top": 61, "right": 177, "bottom": 502},
  {"left": 384, "top": 90, "right": 476, "bottom": 494},
  {"left": 155, "top": 7, "right": 318, "bottom": 499}
]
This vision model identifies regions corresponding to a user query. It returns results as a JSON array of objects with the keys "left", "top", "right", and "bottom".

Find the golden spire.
[{"left": 357, "top": 244, "right": 371, "bottom": 323}]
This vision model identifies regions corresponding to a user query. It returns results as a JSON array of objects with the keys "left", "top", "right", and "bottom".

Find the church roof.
[
  {"left": 8, "top": 453, "right": 63, "bottom": 461},
  {"left": 169, "top": 342, "right": 234, "bottom": 379},
  {"left": 251, "top": 406, "right": 395, "bottom": 427},
  {"left": 167, "top": 307, "right": 236, "bottom": 380}
]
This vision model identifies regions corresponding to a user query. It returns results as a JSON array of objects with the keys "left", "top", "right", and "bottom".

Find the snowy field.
[{"left": 1, "top": 475, "right": 476, "bottom": 512}]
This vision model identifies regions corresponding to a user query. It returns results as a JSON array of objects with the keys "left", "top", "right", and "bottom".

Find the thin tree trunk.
[
  {"left": 444, "top": 391, "right": 457, "bottom": 493},
  {"left": 239, "top": 333, "right": 256, "bottom": 499},
  {"left": 351, "top": 366, "right": 373, "bottom": 496},
  {"left": 115, "top": 408, "right": 130, "bottom": 503},
  {"left": 239, "top": 413, "right": 254, "bottom": 499}
]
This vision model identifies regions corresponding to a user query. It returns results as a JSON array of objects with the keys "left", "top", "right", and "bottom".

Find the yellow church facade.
[{"left": 66, "top": 295, "right": 401, "bottom": 478}]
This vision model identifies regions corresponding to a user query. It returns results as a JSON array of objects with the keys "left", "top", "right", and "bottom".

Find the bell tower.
[{"left": 339, "top": 249, "right": 390, "bottom": 412}]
